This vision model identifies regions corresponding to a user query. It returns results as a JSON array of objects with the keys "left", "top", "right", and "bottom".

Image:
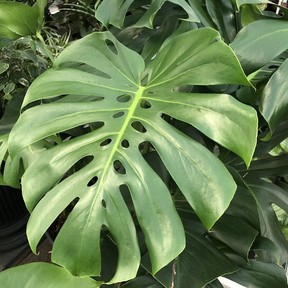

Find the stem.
[
  {"left": 59, "top": 7, "right": 94, "bottom": 17},
  {"left": 36, "top": 31, "right": 54, "bottom": 64}
]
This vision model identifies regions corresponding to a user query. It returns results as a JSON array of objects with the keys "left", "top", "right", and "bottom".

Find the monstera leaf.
[
  {"left": 95, "top": 0, "right": 199, "bottom": 28},
  {"left": 9, "top": 28, "right": 257, "bottom": 282},
  {"left": 0, "top": 263, "right": 99, "bottom": 288}
]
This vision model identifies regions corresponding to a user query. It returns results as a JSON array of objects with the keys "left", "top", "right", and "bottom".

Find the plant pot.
[{"left": 0, "top": 186, "right": 28, "bottom": 251}]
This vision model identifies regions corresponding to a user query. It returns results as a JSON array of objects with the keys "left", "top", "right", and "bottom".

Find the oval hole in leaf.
[
  {"left": 121, "top": 139, "right": 129, "bottom": 148},
  {"left": 87, "top": 176, "right": 98, "bottom": 187},
  {"left": 92, "top": 96, "right": 105, "bottom": 102},
  {"left": 113, "top": 111, "right": 125, "bottom": 118},
  {"left": 138, "top": 141, "right": 153, "bottom": 154},
  {"left": 131, "top": 121, "right": 147, "bottom": 133},
  {"left": 140, "top": 100, "right": 152, "bottom": 109},
  {"left": 105, "top": 39, "right": 118, "bottom": 55},
  {"left": 102, "top": 199, "right": 107, "bottom": 208},
  {"left": 268, "top": 64, "right": 279, "bottom": 70},
  {"left": 73, "top": 63, "right": 112, "bottom": 79},
  {"left": 100, "top": 138, "right": 112, "bottom": 146},
  {"left": 71, "top": 156, "right": 94, "bottom": 173},
  {"left": 113, "top": 160, "right": 126, "bottom": 175},
  {"left": 117, "top": 94, "right": 132, "bottom": 103}
]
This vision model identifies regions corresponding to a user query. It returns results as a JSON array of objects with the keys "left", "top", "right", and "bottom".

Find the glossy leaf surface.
[
  {"left": 142, "top": 189, "right": 258, "bottom": 288},
  {"left": 9, "top": 28, "right": 257, "bottom": 281},
  {"left": 260, "top": 59, "right": 288, "bottom": 132},
  {"left": 247, "top": 179, "right": 288, "bottom": 263},
  {"left": 206, "top": 0, "right": 236, "bottom": 43},
  {"left": 0, "top": 263, "right": 99, "bottom": 288},
  {"left": 231, "top": 20, "right": 288, "bottom": 73},
  {"left": 0, "top": 0, "right": 45, "bottom": 39}
]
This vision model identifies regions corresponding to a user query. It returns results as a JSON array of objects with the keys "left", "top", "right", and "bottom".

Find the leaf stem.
[{"left": 36, "top": 31, "right": 54, "bottom": 64}]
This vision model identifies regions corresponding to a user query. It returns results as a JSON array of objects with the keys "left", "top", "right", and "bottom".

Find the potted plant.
[{"left": 0, "top": 1, "right": 288, "bottom": 287}]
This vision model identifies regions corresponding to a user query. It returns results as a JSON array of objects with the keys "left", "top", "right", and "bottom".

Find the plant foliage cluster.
[{"left": 1, "top": 0, "right": 288, "bottom": 287}]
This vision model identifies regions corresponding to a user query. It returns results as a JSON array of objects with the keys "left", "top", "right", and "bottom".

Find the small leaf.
[
  {"left": 0, "top": 263, "right": 100, "bottom": 288},
  {"left": 0, "top": 62, "right": 9, "bottom": 74},
  {"left": 236, "top": 0, "right": 270, "bottom": 10}
]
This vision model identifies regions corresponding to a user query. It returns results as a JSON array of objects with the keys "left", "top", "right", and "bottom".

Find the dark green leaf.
[
  {"left": 227, "top": 261, "right": 288, "bottom": 288},
  {"left": 231, "top": 20, "right": 288, "bottom": 73},
  {"left": 206, "top": 0, "right": 236, "bottom": 43},
  {"left": 121, "top": 275, "right": 163, "bottom": 288},
  {"left": 260, "top": 59, "right": 288, "bottom": 132},
  {"left": 247, "top": 179, "right": 288, "bottom": 263}
]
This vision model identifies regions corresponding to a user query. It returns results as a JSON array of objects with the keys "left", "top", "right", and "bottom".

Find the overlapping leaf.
[
  {"left": 0, "top": 0, "right": 46, "bottom": 39},
  {"left": 95, "top": 0, "right": 199, "bottom": 28},
  {"left": 260, "top": 59, "right": 288, "bottom": 132},
  {"left": 231, "top": 20, "right": 288, "bottom": 73},
  {"left": 0, "top": 263, "right": 99, "bottom": 288},
  {"left": 142, "top": 187, "right": 259, "bottom": 288},
  {"left": 9, "top": 28, "right": 257, "bottom": 281}
]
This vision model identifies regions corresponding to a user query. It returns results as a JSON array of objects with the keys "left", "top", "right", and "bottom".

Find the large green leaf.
[
  {"left": 231, "top": 19, "right": 288, "bottom": 73},
  {"left": 260, "top": 59, "right": 288, "bottom": 132},
  {"left": 0, "top": 263, "right": 99, "bottom": 288},
  {"left": 227, "top": 261, "right": 288, "bottom": 288},
  {"left": 0, "top": 0, "right": 46, "bottom": 39},
  {"left": 246, "top": 179, "right": 288, "bottom": 263},
  {"left": 206, "top": 0, "right": 237, "bottom": 43},
  {"left": 142, "top": 188, "right": 258, "bottom": 288},
  {"left": 9, "top": 28, "right": 257, "bottom": 281},
  {"left": 95, "top": 0, "right": 199, "bottom": 28}
]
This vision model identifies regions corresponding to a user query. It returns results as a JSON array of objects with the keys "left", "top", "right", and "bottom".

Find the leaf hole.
[
  {"left": 71, "top": 156, "right": 94, "bottom": 173},
  {"left": 131, "top": 121, "right": 147, "bottom": 133},
  {"left": 121, "top": 139, "right": 130, "bottom": 148},
  {"left": 100, "top": 138, "right": 112, "bottom": 146},
  {"left": 140, "top": 100, "right": 152, "bottom": 109},
  {"left": 87, "top": 176, "right": 98, "bottom": 187},
  {"left": 113, "top": 160, "right": 126, "bottom": 175},
  {"left": 138, "top": 141, "right": 154, "bottom": 154},
  {"left": 147, "top": 91, "right": 154, "bottom": 95},
  {"left": 71, "top": 63, "right": 112, "bottom": 79},
  {"left": 268, "top": 64, "right": 279, "bottom": 70},
  {"left": 117, "top": 94, "right": 132, "bottom": 103},
  {"left": 61, "top": 121, "right": 104, "bottom": 139},
  {"left": 92, "top": 96, "right": 105, "bottom": 102},
  {"left": 105, "top": 39, "right": 118, "bottom": 55},
  {"left": 102, "top": 199, "right": 107, "bottom": 208},
  {"left": 113, "top": 111, "right": 125, "bottom": 118}
]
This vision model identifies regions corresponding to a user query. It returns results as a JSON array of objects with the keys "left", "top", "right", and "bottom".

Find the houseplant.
[{"left": 0, "top": 0, "right": 288, "bottom": 287}]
